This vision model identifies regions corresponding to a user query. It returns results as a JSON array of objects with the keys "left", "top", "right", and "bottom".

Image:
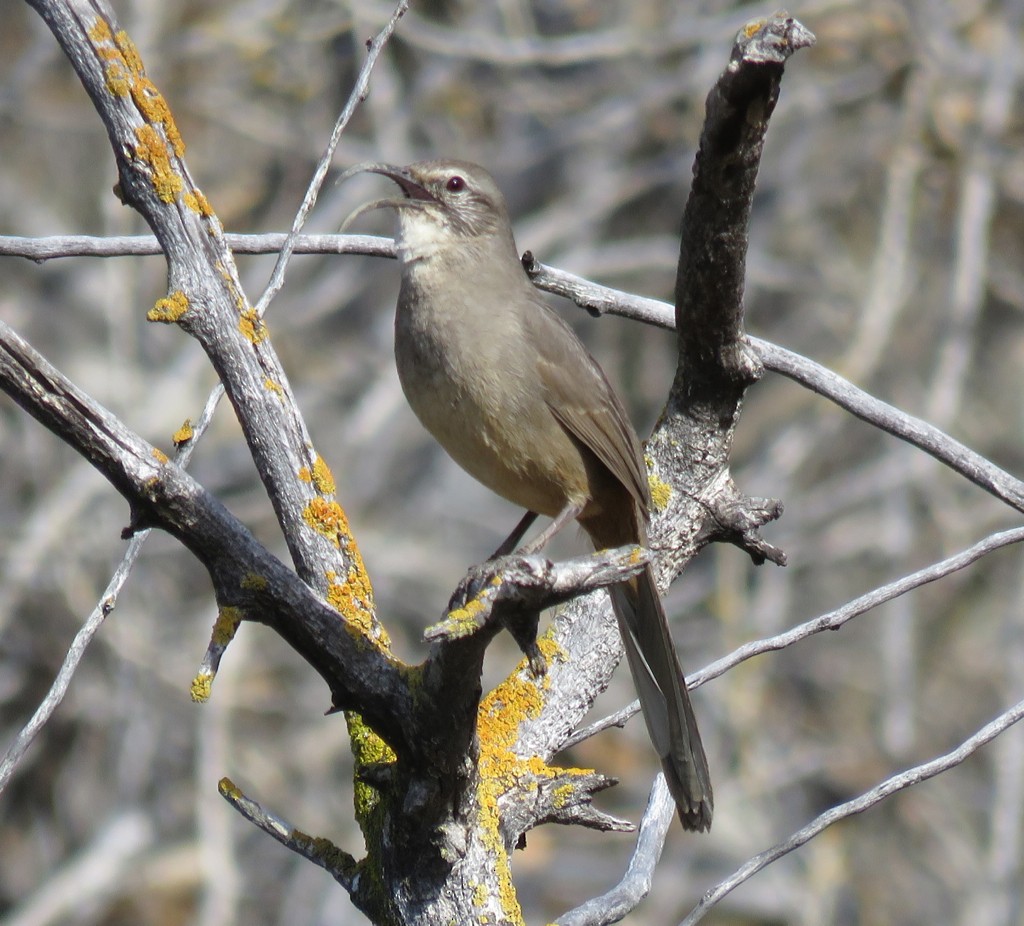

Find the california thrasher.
[{"left": 343, "top": 159, "right": 713, "bottom": 831}]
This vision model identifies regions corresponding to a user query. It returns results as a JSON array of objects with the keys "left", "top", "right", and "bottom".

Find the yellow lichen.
[
  {"left": 183, "top": 189, "right": 214, "bottom": 216},
  {"left": 264, "top": 378, "right": 285, "bottom": 399},
  {"left": 151, "top": 448, "right": 169, "bottom": 465},
  {"left": 472, "top": 631, "right": 593, "bottom": 921},
  {"left": 212, "top": 606, "right": 243, "bottom": 646},
  {"left": 348, "top": 713, "right": 396, "bottom": 826},
  {"left": 444, "top": 594, "right": 488, "bottom": 634},
  {"left": 133, "top": 123, "right": 182, "bottom": 203},
  {"left": 241, "top": 573, "right": 268, "bottom": 593},
  {"left": 290, "top": 832, "right": 356, "bottom": 876},
  {"left": 742, "top": 17, "right": 766, "bottom": 39},
  {"left": 218, "top": 777, "right": 242, "bottom": 800},
  {"left": 189, "top": 672, "right": 213, "bottom": 703},
  {"left": 239, "top": 307, "right": 268, "bottom": 344},
  {"left": 311, "top": 455, "right": 336, "bottom": 496},
  {"left": 648, "top": 471, "right": 672, "bottom": 512},
  {"left": 326, "top": 568, "right": 376, "bottom": 634},
  {"left": 147, "top": 290, "right": 189, "bottom": 323},
  {"left": 172, "top": 419, "right": 194, "bottom": 446}
]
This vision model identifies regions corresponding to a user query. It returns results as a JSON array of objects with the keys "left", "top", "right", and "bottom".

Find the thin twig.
[
  {"left": 252, "top": 0, "right": 409, "bottom": 316},
  {"left": 0, "top": 232, "right": 395, "bottom": 261},
  {"left": 554, "top": 774, "right": 676, "bottom": 926},
  {"left": 0, "top": 384, "right": 223, "bottom": 796},
  {"left": 217, "top": 778, "right": 358, "bottom": 891},
  {"left": 679, "top": 697, "right": 1024, "bottom": 925},
  {"left": 567, "top": 527, "right": 1024, "bottom": 748},
  {"left": 0, "top": 533, "right": 146, "bottom": 795},
  {"left": 689, "top": 527, "right": 1024, "bottom": 688}
]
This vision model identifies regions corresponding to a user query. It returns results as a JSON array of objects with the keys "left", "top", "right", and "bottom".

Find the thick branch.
[
  {"left": 675, "top": 14, "right": 814, "bottom": 383},
  {"left": 0, "top": 319, "right": 413, "bottom": 753}
]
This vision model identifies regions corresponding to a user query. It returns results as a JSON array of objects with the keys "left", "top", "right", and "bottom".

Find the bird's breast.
[{"left": 394, "top": 279, "right": 590, "bottom": 517}]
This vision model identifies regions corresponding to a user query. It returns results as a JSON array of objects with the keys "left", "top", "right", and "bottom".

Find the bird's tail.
[{"left": 608, "top": 565, "right": 713, "bottom": 831}]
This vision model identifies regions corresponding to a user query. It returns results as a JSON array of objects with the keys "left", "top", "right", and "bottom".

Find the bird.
[{"left": 341, "top": 158, "right": 712, "bottom": 831}]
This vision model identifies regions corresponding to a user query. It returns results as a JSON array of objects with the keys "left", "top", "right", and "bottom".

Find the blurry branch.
[
  {"left": 679, "top": 696, "right": 1024, "bottom": 926},
  {"left": 0, "top": 383, "right": 223, "bottom": 797},
  {"left": 554, "top": 775, "right": 675, "bottom": 926},
  {"left": 0, "top": 539, "right": 142, "bottom": 796},
  {"left": 254, "top": 0, "right": 409, "bottom": 314},
  {"left": 217, "top": 778, "right": 358, "bottom": 890},
  {"left": 0, "top": 318, "right": 412, "bottom": 749},
  {"left": 568, "top": 527, "right": 1024, "bottom": 744},
  {"left": 0, "top": 232, "right": 396, "bottom": 260},
  {"left": 1, "top": 812, "right": 153, "bottom": 926},
  {"left": 359, "top": 2, "right": 734, "bottom": 66}
]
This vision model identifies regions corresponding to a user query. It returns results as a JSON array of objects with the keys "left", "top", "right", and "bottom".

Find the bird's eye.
[{"left": 446, "top": 175, "right": 466, "bottom": 193}]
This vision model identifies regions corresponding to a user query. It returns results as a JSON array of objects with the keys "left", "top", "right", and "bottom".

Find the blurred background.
[{"left": 2, "top": 1, "right": 1023, "bottom": 923}]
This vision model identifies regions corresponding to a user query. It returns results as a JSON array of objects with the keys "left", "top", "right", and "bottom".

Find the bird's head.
[{"left": 340, "top": 159, "right": 515, "bottom": 261}]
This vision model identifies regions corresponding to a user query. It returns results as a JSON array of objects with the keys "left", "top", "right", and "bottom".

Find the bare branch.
[
  {"left": 567, "top": 527, "right": 1024, "bottom": 749},
  {"left": 680, "top": 697, "right": 1024, "bottom": 925},
  {"left": 218, "top": 778, "right": 359, "bottom": 891},
  {"left": 554, "top": 775, "right": 676, "bottom": 926},
  {"left": 253, "top": 1, "right": 409, "bottom": 315},
  {"left": 0, "top": 232, "right": 395, "bottom": 261},
  {"left": 0, "top": 533, "right": 145, "bottom": 795},
  {"left": 0, "top": 318, "right": 413, "bottom": 752},
  {"left": 692, "top": 526, "right": 1024, "bottom": 688}
]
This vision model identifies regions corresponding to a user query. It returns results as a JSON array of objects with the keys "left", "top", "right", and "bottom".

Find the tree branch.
[
  {"left": 680, "top": 697, "right": 1024, "bottom": 925},
  {"left": 0, "top": 319, "right": 413, "bottom": 753}
]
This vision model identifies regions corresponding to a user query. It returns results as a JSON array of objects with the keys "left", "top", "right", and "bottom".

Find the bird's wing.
[{"left": 528, "top": 299, "right": 651, "bottom": 512}]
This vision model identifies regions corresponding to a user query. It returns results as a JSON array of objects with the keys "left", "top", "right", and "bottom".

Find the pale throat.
[{"left": 395, "top": 211, "right": 453, "bottom": 265}]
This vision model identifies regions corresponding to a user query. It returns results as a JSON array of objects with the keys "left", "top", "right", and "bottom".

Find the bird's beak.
[
  {"left": 337, "top": 161, "right": 435, "bottom": 202},
  {"left": 337, "top": 162, "right": 435, "bottom": 232}
]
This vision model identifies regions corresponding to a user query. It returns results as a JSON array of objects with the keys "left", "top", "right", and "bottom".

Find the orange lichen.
[
  {"left": 172, "top": 419, "right": 194, "bottom": 446},
  {"left": 303, "top": 497, "right": 347, "bottom": 548},
  {"left": 239, "top": 308, "right": 268, "bottom": 344},
  {"left": 183, "top": 189, "right": 214, "bottom": 216},
  {"left": 133, "top": 123, "right": 182, "bottom": 203},
  {"left": 311, "top": 455, "right": 336, "bottom": 496},
  {"left": 89, "top": 18, "right": 189, "bottom": 203},
  {"left": 326, "top": 568, "right": 376, "bottom": 635},
  {"left": 147, "top": 290, "right": 189, "bottom": 323},
  {"left": 474, "top": 634, "right": 586, "bottom": 921}
]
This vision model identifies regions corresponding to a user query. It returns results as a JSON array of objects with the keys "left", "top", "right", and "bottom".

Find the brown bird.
[{"left": 342, "top": 159, "right": 712, "bottom": 831}]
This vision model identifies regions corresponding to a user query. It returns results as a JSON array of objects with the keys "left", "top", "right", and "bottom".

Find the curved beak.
[
  {"left": 337, "top": 161, "right": 436, "bottom": 232},
  {"left": 336, "top": 161, "right": 435, "bottom": 202}
]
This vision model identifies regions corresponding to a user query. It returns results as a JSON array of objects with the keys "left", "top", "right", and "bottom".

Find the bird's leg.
[
  {"left": 516, "top": 501, "right": 583, "bottom": 554},
  {"left": 490, "top": 510, "right": 539, "bottom": 558}
]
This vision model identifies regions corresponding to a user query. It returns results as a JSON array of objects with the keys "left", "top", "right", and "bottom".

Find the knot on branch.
[
  {"left": 511, "top": 767, "right": 633, "bottom": 837},
  {"left": 731, "top": 11, "right": 816, "bottom": 68},
  {"left": 702, "top": 493, "right": 786, "bottom": 566}
]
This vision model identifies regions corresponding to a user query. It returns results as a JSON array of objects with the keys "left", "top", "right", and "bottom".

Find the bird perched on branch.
[{"left": 341, "top": 159, "right": 712, "bottom": 831}]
